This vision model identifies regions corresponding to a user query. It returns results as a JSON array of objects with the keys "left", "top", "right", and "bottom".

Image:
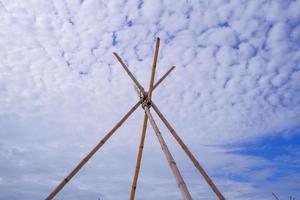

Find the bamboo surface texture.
[
  {"left": 144, "top": 107, "right": 192, "bottom": 200},
  {"left": 147, "top": 37, "right": 160, "bottom": 101},
  {"left": 45, "top": 100, "right": 142, "bottom": 200},
  {"left": 151, "top": 102, "right": 226, "bottom": 200},
  {"left": 129, "top": 113, "right": 148, "bottom": 200}
]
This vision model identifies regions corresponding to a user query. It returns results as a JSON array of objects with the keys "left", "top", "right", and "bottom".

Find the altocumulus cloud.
[{"left": 0, "top": 0, "right": 300, "bottom": 199}]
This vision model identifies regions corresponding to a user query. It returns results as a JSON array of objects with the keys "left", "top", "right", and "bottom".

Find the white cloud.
[{"left": 0, "top": 0, "right": 299, "bottom": 199}]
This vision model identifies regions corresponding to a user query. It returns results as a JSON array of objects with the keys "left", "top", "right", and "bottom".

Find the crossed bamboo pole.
[
  {"left": 45, "top": 63, "right": 176, "bottom": 200},
  {"left": 45, "top": 37, "right": 225, "bottom": 200},
  {"left": 127, "top": 38, "right": 193, "bottom": 199},
  {"left": 114, "top": 38, "right": 225, "bottom": 200}
]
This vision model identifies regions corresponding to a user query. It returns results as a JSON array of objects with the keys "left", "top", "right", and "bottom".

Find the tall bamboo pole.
[
  {"left": 129, "top": 113, "right": 148, "bottom": 200},
  {"left": 144, "top": 107, "right": 192, "bottom": 200},
  {"left": 151, "top": 102, "right": 226, "bottom": 200},
  {"left": 147, "top": 37, "right": 160, "bottom": 101},
  {"left": 129, "top": 37, "right": 160, "bottom": 200},
  {"left": 45, "top": 100, "right": 142, "bottom": 200}
]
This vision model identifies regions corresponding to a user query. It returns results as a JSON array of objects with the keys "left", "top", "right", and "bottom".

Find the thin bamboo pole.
[
  {"left": 151, "top": 102, "right": 226, "bottom": 200},
  {"left": 147, "top": 37, "right": 160, "bottom": 101},
  {"left": 144, "top": 107, "right": 192, "bottom": 200},
  {"left": 113, "top": 52, "right": 145, "bottom": 93},
  {"left": 45, "top": 100, "right": 142, "bottom": 200},
  {"left": 153, "top": 66, "right": 175, "bottom": 90},
  {"left": 129, "top": 113, "right": 148, "bottom": 200}
]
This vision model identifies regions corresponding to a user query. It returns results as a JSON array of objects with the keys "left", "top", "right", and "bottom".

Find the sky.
[{"left": 0, "top": 0, "right": 300, "bottom": 199}]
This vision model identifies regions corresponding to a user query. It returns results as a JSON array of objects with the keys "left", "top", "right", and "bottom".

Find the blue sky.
[{"left": 0, "top": 0, "right": 299, "bottom": 199}]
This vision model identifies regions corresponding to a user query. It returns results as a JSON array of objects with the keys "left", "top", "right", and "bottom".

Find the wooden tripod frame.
[{"left": 45, "top": 38, "right": 225, "bottom": 200}]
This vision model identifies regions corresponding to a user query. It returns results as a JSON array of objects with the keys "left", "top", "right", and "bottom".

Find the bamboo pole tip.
[{"left": 157, "top": 37, "right": 160, "bottom": 42}]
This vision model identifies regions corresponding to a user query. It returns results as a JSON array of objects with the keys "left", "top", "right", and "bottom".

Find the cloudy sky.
[{"left": 0, "top": 0, "right": 300, "bottom": 199}]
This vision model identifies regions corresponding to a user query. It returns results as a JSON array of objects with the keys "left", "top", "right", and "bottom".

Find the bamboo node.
[
  {"left": 178, "top": 181, "right": 186, "bottom": 187},
  {"left": 170, "top": 161, "right": 176, "bottom": 166}
]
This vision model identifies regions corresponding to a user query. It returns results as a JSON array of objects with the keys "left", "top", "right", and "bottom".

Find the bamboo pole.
[
  {"left": 151, "top": 102, "right": 226, "bottom": 200},
  {"left": 144, "top": 107, "right": 192, "bottom": 200},
  {"left": 147, "top": 37, "right": 160, "bottom": 101},
  {"left": 129, "top": 113, "right": 148, "bottom": 200},
  {"left": 45, "top": 100, "right": 142, "bottom": 200},
  {"left": 129, "top": 66, "right": 175, "bottom": 199},
  {"left": 130, "top": 38, "right": 165, "bottom": 200},
  {"left": 153, "top": 66, "right": 175, "bottom": 90},
  {"left": 113, "top": 52, "right": 145, "bottom": 93},
  {"left": 129, "top": 38, "right": 163, "bottom": 200}
]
